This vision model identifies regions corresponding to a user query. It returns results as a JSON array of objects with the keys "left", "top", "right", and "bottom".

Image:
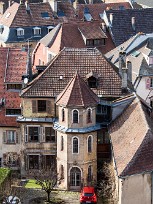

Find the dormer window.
[
  {"left": 149, "top": 56, "right": 153, "bottom": 65},
  {"left": 33, "top": 27, "right": 41, "bottom": 36},
  {"left": 17, "top": 28, "right": 24, "bottom": 37},
  {"left": 88, "top": 76, "right": 97, "bottom": 88},
  {"left": 47, "top": 26, "right": 54, "bottom": 33}
]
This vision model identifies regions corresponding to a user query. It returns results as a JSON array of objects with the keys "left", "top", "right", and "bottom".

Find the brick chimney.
[
  {"left": 44, "top": 0, "right": 57, "bottom": 13},
  {"left": 127, "top": 60, "right": 132, "bottom": 83},
  {"left": 119, "top": 50, "right": 126, "bottom": 77}
]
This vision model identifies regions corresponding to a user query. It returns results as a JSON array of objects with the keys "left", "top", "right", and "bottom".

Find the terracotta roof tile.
[
  {"left": 22, "top": 47, "right": 122, "bottom": 98},
  {"left": 0, "top": 48, "right": 27, "bottom": 127},
  {"left": 110, "top": 98, "right": 153, "bottom": 177},
  {"left": 56, "top": 72, "right": 99, "bottom": 107},
  {"left": 77, "top": 2, "right": 131, "bottom": 20}
]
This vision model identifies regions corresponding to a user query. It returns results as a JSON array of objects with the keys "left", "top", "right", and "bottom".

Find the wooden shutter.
[
  {"left": 146, "top": 78, "right": 151, "bottom": 89},
  {"left": 32, "top": 100, "right": 37, "bottom": 113},
  {"left": 46, "top": 100, "right": 51, "bottom": 114},
  {"left": 16, "top": 131, "right": 19, "bottom": 144},
  {"left": 40, "top": 126, "right": 45, "bottom": 142},
  {"left": 3, "top": 132, "right": 6, "bottom": 143},
  {"left": 24, "top": 126, "right": 28, "bottom": 142}
]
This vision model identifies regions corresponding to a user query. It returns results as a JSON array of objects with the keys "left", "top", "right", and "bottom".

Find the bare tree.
[{"left": 32, "top": 166, "right": 61, "bottom": 203}]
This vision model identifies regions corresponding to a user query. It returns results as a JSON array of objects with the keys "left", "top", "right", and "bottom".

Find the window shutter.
[
  {"left": 146, "top": 78, "right": 151, "bottom": 89},
  {"left": 46, "top": 100, "right": 51, "bottom": 114},
  {"left": 3, "top": 132, "right": 6, "bottom": 143},
  {"left": 40, "top": 126, "right": 45, "bottom": 142},
  {"left": 16, "top": 131, "right": 19, "bottom": 144},
  {"left": 24, "top": 126, "right": 28, "bottom": 142},
  {"left": 32, "top": 100, "right": 37, "bottom": 113}
]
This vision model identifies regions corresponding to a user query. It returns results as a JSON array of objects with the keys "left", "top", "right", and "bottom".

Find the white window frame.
[
  {"left": 87, "top": 135, "right": 93, "bottom": 153},
  {"left": 72, "top": 109, "right": 79, "bottom": 124},
  {"left": 72, "top": 136, "right": 79, "bottom": 154},
  {"left": 25, "top": 125, "right": 40, "bottom": 143},
  {"left": 5, "top": 130, "right": 16, "bottom": 144},
  {"left": 33, "top": 27, "right": 41, "bottom": 36},
  {"left": 16, "top": 28, "right": 24, "bottom": 36}
]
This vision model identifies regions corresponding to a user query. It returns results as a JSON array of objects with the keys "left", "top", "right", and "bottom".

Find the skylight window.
[
  {"left": 57, "top": 10, "right": 65, "bottom": 17},
  {"left": 5, "top": 12, "right": 10, "bottom": 18},
  {"left": 131, "top": 50, "right": 140, "bottom": 57},
  {"left": 84, "top": 13, "right": 93, "bottom": 22},
  {"left": 41, "top": 12, "right": 50, "bottom": 19}
]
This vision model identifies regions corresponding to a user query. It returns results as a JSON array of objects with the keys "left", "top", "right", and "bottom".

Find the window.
[
  {"left": 38, "top": 100, "right": 46, "bottom": 112},
  {"left": 32, "top": 100, "right": 51, "bottom": 114},
  {"left": 44, "top": 155, "right": 56, "bottom": 170},
  {"left": 47, "top": 26, "right": 54, "bottom": 33},
  {"left": 72, "top": 137, "right": 79, "bottom": 154},
  {"left": 33, "top": 27, "right": 41, "bottom": 36},
  {"left": 97, "top": 130, "right": 110, "bottom": 144},
  {"left": 7, "top": 84, "right": 22, "bottom": 90},
  {"left": 3, "top": 153, "right": 19, "bottom": 167},
  {"left": 62, "top": 108, "right": 65, "bottom": 122},
  {"left": 73, "top": 110, "right": 79, "bottom": 123},
  {"left": 87, "top": 165, "right": 92, "bottom": 182},
  {"left": 150, "top": 78, "right": 153, "bottom": 88},
  {"left": 94, "top": 39, "right": 105, "bottom": 46},
  {"left": 87, "top": 108, "right": 92, "bottom": 123},
  {"left": 70, "top": 167, "right": 81, "bottom": 186},
  {"left": 61, "top": 136, "right": 64, "bottom": 151},
  {"left": 28, "top": 127, "right": 39, "bottom": 142},
  {"left": 88, "top": 76, "right": 97, "bottom": 88},
  {"left": 88, "top": 136, "right": 92, "bottom": 153},
  {"left": 45, "top": 127, "right": 55, "bottom": 142},
  {"left": 3, "top": 131, "right": 16, "bottom": 144},
  {"left": 97, "top": 105, "right": 107, "bottom": 115},
  {"left": 149, "top": 57, "right": 153, "bottom": 65},
  {"left": 86, "top": 39, "right": 94, "bottom": 46},
  {"left": 6, "top": 109, "right": 21, "bottom": 116},
  {"left": 29, "top": 155, "right": 39, "bottom": 169},
  {"left": 41, "top": 12, "right": 49, "bottom": 19},
  {"left": 17, "top": 28, "right": 24, "bottom": 36}
]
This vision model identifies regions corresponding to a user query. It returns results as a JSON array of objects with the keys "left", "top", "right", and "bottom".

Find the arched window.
[
  {"left": 60, "top": 164, "right": 64, "bottom": 179},
  {"left": 88, "top": 135, "right": 92, "bottom": 153},
  {"left": 72, "top": 137, "right": 79, "bottom": 153},
  {"left": 87, "top": 165, "right": 92, "bottom": 182},
  {"left": 61, "top": 136, "right": 64, "bottom": 151},
  {"left": 72, "top": 110, "right": 79, "bottom": 123},
  {"left": 70, "top": 167, "right": 81, "bottom": 186},
  {"left": 87, "top": 108, "right": 92, "bottom": 123},
  {"left": 62, "top": 108, "right": 65, "bottom": 122}
]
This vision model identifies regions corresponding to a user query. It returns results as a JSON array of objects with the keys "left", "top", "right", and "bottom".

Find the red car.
[{"left": 80, "top": 186, "right": 97, "bottom": 204}]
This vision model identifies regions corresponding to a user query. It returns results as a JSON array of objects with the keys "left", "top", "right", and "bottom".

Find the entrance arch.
[{"left": 70, "top": 167, "right": 81, "bottom": 187}]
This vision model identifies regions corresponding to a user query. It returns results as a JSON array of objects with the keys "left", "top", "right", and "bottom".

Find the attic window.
[
  {"left": 7, "top": 84, "right": 22, "bottom": 90},
  {"left": 17, "top": 28, "right": 24, "bottom": 37},
  {"left": 41, "top": 12, "right": 50, "bottom": 19},
  {"left": 84, "top": 7, "right": 93, "bottom": 21},
  {"left": 5, "top": 12, "right": 10, "bottom": 18},
  {"left": 47, "top": 26, "right": 54, "bottom": 33},
  {"left": 131, "top": 50, "right": 140, "bottom": 57},
  {"left": 119, "top": 6, "right": 125, "bottom": 10},
  {"left": 88, "top": 76, "right": 97, "bottom": 88},
  {"left": 6, "top": 109, "right": 21, "bottom": 116},
  {"left": 33, "top": 27, "right": 41, "bottom": 36},
  {"left": 57, "top": 10, "right": 65, "bottom": 17}
]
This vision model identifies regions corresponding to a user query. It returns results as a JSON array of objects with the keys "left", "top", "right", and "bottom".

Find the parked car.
[
  {"left": 80, "top": 186, "right": 97, "bottom": 204},
  {"left": 3, "top": 196, "right": 21, "bottom": 204}
]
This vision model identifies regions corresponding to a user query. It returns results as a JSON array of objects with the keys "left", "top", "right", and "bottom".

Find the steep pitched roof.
[
  {"left": 110, "top": 97, "right": 153, "bottom": 177},
  {"left": 0, "top": 47, "right": 27, "bottom": 127},
  {"left": 21, "top": 47, "right": 122, "bottom": 98},
  {"left": 0, "top": 1, "right": 76, "bottom": 28},
  {"left": 77, "top": 2, "right": 131, "bottom": 20},
  {"left": 105, "top": 8, "right": 153, "bottom": 46},
  {"left": 56, "top": 73, "right": 99, "bottom": 107},
  {"left": 37, "top": 21, "right": 115, "bottom": 54}
]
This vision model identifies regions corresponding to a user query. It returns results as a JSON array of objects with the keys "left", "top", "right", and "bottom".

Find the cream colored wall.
[
  {"left": 58, "top": 106, "right": 96, "bottom": 129},
  {"left": 22, "top": 98, "right": 55, "bottom": 118},
  {"left": 56, "top": 131, "right": 97, "bottom": 189},
  {"left": 0, "top": 127, "right": 21, "bottom": 164},
  {"left": 119, "top": 173, "right": 151, "bottom": 204}
]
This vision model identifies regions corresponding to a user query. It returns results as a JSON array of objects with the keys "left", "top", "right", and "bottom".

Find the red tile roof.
[
  {"left": 77, "top": 2, "right": 132, "bottom": 20},
  {"left": 110, "top": 98, "right": 153, "bottom": 177},
  {"left": 22, "top": 47, "right": 122, "bottom": 98},
  {"left": 0, "top": 1, "right": 76, "bottom": 28},
  {"left": 56, "top": 72, "right": 99, "bottom": 107},
  {"left": 0, "top": 48, "right": 27, "bottom": 127}
]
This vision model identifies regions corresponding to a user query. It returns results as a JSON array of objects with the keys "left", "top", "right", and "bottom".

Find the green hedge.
[{"left": 0, "top": 168, "right": 11, "bottom": 186}]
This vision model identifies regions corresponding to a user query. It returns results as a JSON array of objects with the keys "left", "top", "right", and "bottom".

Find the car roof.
[{"left": 82, "top": 186, "right": 94, "bottom": 193}]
